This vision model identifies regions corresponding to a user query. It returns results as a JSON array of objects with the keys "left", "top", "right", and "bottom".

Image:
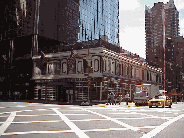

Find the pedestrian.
[
  {"left": 110, "top": 92, "right": 115, "bottom": 105},
  {"left": 107, "top": 94, "right": 111, "bottom": 104},
  {"left": 125, "top": 93, "right": 129, "bottom": 105},
  {"left": 118, "top": 95, "right": 122, "bottom": 105},
  {"left": 114, "top": 93, "right": 117, "bottom": 105}
]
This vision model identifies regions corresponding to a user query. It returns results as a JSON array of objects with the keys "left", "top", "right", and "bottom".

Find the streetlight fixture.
[{"left": 86, "top": 35, "right": 91, "bottom": 102}]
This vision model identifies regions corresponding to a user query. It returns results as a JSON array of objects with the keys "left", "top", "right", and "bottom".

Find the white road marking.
[
  {"left": 62, "top": 114, "right": 89, "bottom": 115},
  {"left": 15, "top": 114, "right": 88, "bottom": 117},
  {"left": 0, "top": 111, "right": 16, "bottom": 136},
  {"left": 11, "top": 120, "right": 64, "bottom": 124},
  {"left": 22, "top": 110, "right": 33, "bottom": 112},
  {"left": 2, "top": 130, "right": 74, "bottom": 135},
  {"left": 52, "top": 108, "right": 90, "bottom": 138},
  {"left": 1, "top": 126, "right": 160, "bottom": 136},
  {"left": 0, "top": 112, "right": 11, "bottom": 114},
  {"left": 37, "top": 109, "right": 47, "bottom": 111},
  {"left": 15, "top": 114, "right": 58, "bottom": 116},
  {"left": 0, "top": 116, "right": 9, "bottom": 117},
  {"left": 78, "top": 107, "right": 139, "bottom": 131},
  {"left": 141, "top": 114, "right": 184, "bottom": 138},
  {"left": 108, "top": 112, "right": 163, "bottom": 119},
  {"left": 84, "top": 128, "right": 129, "bottom": 132}
]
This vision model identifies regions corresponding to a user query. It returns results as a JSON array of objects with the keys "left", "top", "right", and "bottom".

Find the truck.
[{"left": 133, "top": 84, "right": 160, "bottom": 106}]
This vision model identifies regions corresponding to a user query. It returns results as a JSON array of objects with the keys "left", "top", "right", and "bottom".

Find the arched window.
[
  {"left": 62, "top": 62, "right": 67, "bottom": 73},
  {"left": 94, "top": 59, "right": 99, "bottom": 72}
]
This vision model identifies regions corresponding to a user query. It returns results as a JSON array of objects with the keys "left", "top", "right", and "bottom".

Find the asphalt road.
[{"left": 0, "top": 102, "right": 184, "bottom": 138}]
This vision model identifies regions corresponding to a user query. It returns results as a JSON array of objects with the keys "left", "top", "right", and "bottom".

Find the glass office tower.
[
  {"left": 0, "top": 0, "right": 119, "bottom": 46},
  {"left": 78, "top": 0, "right": 119, "bottom": 45}
]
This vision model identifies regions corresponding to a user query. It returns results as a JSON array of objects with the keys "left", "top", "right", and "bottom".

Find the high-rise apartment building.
[{"left": 145, "top": 0, "right": 179, "bottom": 66}]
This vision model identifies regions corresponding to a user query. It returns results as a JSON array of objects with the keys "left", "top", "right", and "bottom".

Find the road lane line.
[
  {"left": 84, "top": 128, "right": 129, "bottom": 132},
  {"left": 0, "top": 111, "right": 16, "bottom": 136},
  {"left": 2, "top": 130, "right": 74, "bottom": 135},
  {"left": 52, "top": 108, "right": 90, "bottom": 138},
  {"left": 78, "top": 107, "right": 139, "bottom": 131},
  {"left": 141, "top": 114, "right": 184, "bottom": 138},
  {"left": 11, "top": 120, "right": 64, "bottom": 124},
  {"left": 15, "top": 114, "right": 58, "bottom": 116},
  {"left": 15, "top": 114, "right": 88, "bottom": 117}
]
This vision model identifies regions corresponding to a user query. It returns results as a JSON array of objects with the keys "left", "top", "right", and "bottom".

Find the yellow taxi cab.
[{"left": 148, "top": 95, "right": 172, "bottom": 108}]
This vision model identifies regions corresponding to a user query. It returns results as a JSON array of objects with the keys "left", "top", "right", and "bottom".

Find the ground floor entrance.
[{"left": 33, "top": 77, "right": 140, "bottom": 102}]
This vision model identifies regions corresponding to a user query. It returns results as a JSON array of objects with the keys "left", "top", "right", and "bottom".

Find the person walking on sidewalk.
[
  {"left": 114, "top": 93, "right": 117, "bottom": 105},
  {"left": 107, "top": 94, "right": 111, "bottom": 104},
  {"left": 110, "top": 92, "right": 115, "bottom": 105},
  {"left": 125, "top": 93, "right": 129, "bottom": 105}
]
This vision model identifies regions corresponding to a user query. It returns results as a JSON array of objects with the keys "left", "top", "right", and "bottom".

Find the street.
[{"left": 0, "top": 102, "right": 184, "bottom": 138}]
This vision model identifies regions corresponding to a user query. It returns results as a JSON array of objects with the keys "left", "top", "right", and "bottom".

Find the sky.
[{"left": 119, "top": 0, "right": 184, "bottom": 59}]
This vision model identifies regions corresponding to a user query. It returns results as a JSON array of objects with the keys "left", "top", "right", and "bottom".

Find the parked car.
[{"left": 148, "top": 95, "right": 172, "bottom": 108}]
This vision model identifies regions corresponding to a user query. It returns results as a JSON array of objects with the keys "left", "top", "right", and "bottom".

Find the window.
[
  {"left": 77, "top": 61, "right": 82, "bottom": 73},
  {"left": 62, "top": 62, "right": 67, "bottom": 73},
  {"left": 48, "top": 63, "right": 54, "bottom": 74},
  {"left": 94, "top": 59, "right": 99, "bottom": 72}
]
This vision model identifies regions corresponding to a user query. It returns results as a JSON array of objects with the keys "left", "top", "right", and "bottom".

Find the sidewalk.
[
  {"left": 0, "top": 99, "right": 107, "bottom": 106},
  {"left": 0, "top": 99, "right": 137, "bottom": 106}
]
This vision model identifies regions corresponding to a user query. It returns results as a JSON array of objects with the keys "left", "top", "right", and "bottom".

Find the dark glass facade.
[
  {"left": 0, "top": 0, "right": 80, "bottom": 44},
  {"left": 0, "top": 0, "right": 119, "bottom": 46},
  {"left": 78, "top": 0, "right": 119, "bottom": 45}
]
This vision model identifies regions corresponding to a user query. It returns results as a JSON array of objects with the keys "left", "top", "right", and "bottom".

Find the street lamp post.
[{"left": 87, "top": 35, "right": 90, "bottom": 102}]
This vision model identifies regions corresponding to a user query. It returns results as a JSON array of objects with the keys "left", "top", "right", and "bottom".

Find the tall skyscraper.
[
  {"left": 145, "top": 0, "right": 179, "bottom": 66},
  {"left": 78, "top": 0, "right": 119, "bottom": 45}
]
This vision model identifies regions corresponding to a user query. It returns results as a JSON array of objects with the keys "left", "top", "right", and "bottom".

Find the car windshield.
[
  {"left": 154, "top": 96, "right": 166, "bottom": 99},
  {"left": 134, "top": 92, "right": 147, "bottom": 97}
]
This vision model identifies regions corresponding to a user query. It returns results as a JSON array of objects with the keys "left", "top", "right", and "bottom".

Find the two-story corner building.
[{"left": 32, "top": 41, "right": 163, "bottom": 102}]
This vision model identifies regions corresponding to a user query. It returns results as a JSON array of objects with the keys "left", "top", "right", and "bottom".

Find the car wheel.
[
  {"left": 156, "top": 106, "right": 158, "bottom": 108},
  {"left": 149, "top": 106, "right": 152, "bottom": 108},
  {"left": 169, "top": 105, "right": 171, "bottom": 108}
]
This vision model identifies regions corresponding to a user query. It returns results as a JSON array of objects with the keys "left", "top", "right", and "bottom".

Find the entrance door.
[
  {"left": 62, "top": 89, "right": 67, "bottom": 102},
  {"left": 38, "top": 89, "right": 41, "bottom": 100},
  {"left": 58, "top": 85, "right": 61, "bottom": 101}
]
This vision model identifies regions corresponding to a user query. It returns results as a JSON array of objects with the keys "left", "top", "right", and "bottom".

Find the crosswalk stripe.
[
  {"left": 141, "top": 114, "right": 184, "bottom": 138},
  {"left": 78, "top": 107, "right": 139, "bottom": 131},
  {"left": 52, "top": 108, "right": 90, "bottom": 138},
  {"left": 0, "top": 112, "right": 16, "bottom": 136}
]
